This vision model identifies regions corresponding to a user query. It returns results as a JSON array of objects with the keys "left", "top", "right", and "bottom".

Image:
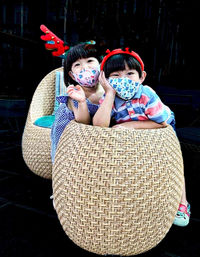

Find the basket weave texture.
[
  {"left": 22, "top": 67, "right": 62, "bottom": 179},
  {"left": 53, "top": 121, "right": 184, "bottom": 256}
]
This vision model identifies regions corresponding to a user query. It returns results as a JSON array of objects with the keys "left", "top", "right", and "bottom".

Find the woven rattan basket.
[
  {"left": 52, "top": 120, "right": 184, "bottom": 256},
  {"left": 22, "top": 67, "right": 62, "bottom": 179}
]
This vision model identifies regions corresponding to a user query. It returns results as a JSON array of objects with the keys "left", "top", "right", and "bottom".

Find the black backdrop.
[{"left": 0, "top": 0, "right": 195, "bottom": 103}]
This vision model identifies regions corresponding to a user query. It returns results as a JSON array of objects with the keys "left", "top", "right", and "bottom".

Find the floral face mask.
[
  {"left": 108, "top": 77, "right": 139, "bottom": 100},
  {"left": 72, "top": 67, "right": 100, "bottom": 87}
]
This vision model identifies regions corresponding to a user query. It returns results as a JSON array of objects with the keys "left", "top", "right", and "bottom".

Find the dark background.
[
  {"left": 0, "top": 1, "right": 199, "bottom": 257},
  {"left": 0, "top": 0, "right": 196, "bottom": 98},
  {"left": 0, "top": 0, "right": 198, "bottom": 127}
]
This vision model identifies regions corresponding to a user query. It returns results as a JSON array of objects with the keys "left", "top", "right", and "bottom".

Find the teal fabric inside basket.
[
  {"left": 33, "top": 70, "right": 66, "bottom": 129},
  {"left": 34, "top": 115, "right": 55, "bottom": 128}
]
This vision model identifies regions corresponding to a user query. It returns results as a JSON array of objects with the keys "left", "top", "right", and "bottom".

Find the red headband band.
[{"left": 100, "top": 47, "right": 144, "bottom": 71}]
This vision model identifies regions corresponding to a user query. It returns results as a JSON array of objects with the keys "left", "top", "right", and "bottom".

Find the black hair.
[
  {"left": 64, "top": 43, "right": 101, "bottom": 86},
  {"left": 103, "top": 54, "right": 143, "bottom": 78}
]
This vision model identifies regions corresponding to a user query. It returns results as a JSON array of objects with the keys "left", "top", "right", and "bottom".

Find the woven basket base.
[
  {"left": 22, "top": 113, "right": 52, "bottom": 179},
  {"left": 21, "top": 68, "right": 63, "bottom": 179},
  {"left": 53, "top": 121, "right": 184, "bottom": 256}
]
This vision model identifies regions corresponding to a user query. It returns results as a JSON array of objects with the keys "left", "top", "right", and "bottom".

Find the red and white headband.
[{"left": 100, "top": 47, "right": 144, "bottom": 71}]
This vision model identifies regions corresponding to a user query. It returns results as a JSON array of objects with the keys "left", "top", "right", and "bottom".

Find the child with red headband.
[{"left": 93, "top": 48, "right": 190, "bottom": 226}]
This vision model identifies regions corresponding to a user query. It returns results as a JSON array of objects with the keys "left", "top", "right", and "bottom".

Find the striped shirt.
[{"left": 99, "top": 84, "right": 175, "bottom": 126}]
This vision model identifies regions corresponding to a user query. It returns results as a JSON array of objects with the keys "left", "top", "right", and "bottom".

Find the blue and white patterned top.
[{"left": 51, "top": 95, "right": 99, "bottom": 163}]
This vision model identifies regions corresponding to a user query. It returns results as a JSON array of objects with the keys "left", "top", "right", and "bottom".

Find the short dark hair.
[
  {"left": 64, "top": 43, "right": 101, "bottom": 86},
  {"left": 103, "top": 54, "right": 143, "bottom": 78}
]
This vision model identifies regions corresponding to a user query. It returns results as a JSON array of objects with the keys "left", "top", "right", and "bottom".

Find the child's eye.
[
  {"left": 87, "top": 59, "right": 94, "bottom": 63},
  {"left": 111, "top": 73, "right": 119, "bottom": 77},
  {"left": 74, "top": 63, "right": 80, "bottom": 67},
  {"left": 127, "top": 72, "right": 135, "bottom": 75}
]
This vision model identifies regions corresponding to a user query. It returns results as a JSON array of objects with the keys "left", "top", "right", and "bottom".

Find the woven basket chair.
[
  {"left": 22, "top": 67, "right": 62, "bottom": 179},
  {"left": 52, "top": 120, "right": 184, "bottom": 256}
]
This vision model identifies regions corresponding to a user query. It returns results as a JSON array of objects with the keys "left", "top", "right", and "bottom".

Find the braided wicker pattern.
[
  {"left": 22, "top": 67, "right": 63, "bottom": 179},
  {"left": 52, "top": 121, "right": 184, "bottom": 256}
]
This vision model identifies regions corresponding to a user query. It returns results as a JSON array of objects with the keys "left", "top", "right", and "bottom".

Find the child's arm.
[
  {"left": 113, "top": 120, "right": 168, "bottom": 129},
  {"left": 93, "top": 71, "right": 116, "bottom": 127},
  {"left": 67, "top": 85, "right": 90, "bottom": 124}
]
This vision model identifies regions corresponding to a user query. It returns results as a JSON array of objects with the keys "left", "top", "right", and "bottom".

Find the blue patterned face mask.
[{"left": 108, "top": 77, "right": 139, "bottom": 100}]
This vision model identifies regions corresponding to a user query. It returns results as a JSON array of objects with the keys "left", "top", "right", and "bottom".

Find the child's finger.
[
  {"left": 99, "top": 72, "right": 104, "bottom": 85},
  {"left": 67, "top": 90, "right": 74, "bottom": 96},
  {"left": 66, "top": 88, "right": 74, "bottom": 93},
  {"left": 101, "top": 72, "right": 108, "bottom": 84},
  {"left": 67, "top": 84, "right": 75, "bottom": 89},
  {"left": 99, "top": 71, "right": 104, "bottom": 81},
  {"left": 67, "top": 85, "right": 75, "bottom": 93},
  {"left": 67, "top": 88, "right": 74, "bottom": 94},
  {"left": 101, "top": 71, "right": 106, "bottom": 79},
  {"left": 101, "top": 71, "right": 105, "bottom": 79},
  {"left": 74, "top": 85, "right": 81, "bottom": 90},
  {"left": 67, "top": 88, "right": 77, "bottom": 96}
]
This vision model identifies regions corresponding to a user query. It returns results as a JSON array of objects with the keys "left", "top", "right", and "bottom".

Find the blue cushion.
[{"left": 34, "top": 115, "right": 55, "bottom": 128}]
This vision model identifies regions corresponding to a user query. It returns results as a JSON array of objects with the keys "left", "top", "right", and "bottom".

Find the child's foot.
[{"left": 173, "top": 203, "right": 191, "bottom": 227}]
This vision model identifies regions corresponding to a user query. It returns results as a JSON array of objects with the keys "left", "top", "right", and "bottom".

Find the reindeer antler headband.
[
  {"left": 100, "top": 48, "right": 144, "bottom": 71},
  {"left": 40, "top": 24, "right": 95, "bottom": 59}
]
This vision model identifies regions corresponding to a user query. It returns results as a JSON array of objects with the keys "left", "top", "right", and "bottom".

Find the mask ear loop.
[{"left": 68, "top": 71, "right": 76, "bottom": 81}]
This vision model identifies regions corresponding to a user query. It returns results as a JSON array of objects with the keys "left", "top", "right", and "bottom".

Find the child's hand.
[
  {"left": 99, "top": 71, "right": 116, "bottom": 96},
  {"left": 67, "top": 85, "right": 86, "bottom": 103}
]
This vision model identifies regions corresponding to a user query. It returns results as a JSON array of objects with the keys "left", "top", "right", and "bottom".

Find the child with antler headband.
[
  {"left": 40, "top": 25, "right": 104, "bottom": 163},
  {"left": 50, "top": 43, "right": 104, "bottom": 163},
  {"left": 93, "top": 47, "right": 190, "bottom": 227}
]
